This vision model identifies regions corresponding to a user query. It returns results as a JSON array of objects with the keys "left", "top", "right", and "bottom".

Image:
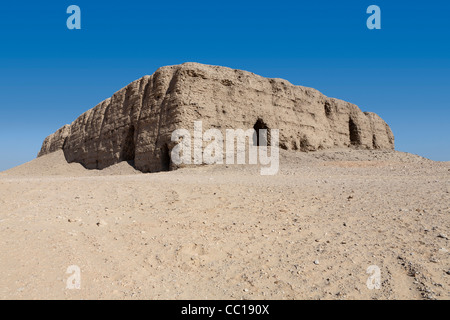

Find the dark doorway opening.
[
  {"left": 349, "top": 118, "right": 360, "bottom": 145},
  {"left": 160, "top": 144, "right": 171, "bottom": 171},
  {"left": 253, "top": 119, "right": 270, "bottom": 146},
  {"left": 121, "top": 125, "right": 135, "bottom": 162}
]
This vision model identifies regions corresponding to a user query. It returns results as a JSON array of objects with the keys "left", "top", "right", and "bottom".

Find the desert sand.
[{"left": 0, "top": 149, "right": 448, "bottom": 299}]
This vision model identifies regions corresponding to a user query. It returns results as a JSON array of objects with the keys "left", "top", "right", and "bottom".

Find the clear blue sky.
[{"left": 0, "top": 0, "right": 449, "bottom": 170}]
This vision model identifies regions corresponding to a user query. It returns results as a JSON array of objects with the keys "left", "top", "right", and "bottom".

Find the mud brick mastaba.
[{"left": 38, "top": 63, "right": 394, "bottom": 172}]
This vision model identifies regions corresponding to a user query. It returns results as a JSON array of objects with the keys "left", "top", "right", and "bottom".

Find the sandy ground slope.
[{"left": 0, "top": 150, "right": 448, "bottom": 299}]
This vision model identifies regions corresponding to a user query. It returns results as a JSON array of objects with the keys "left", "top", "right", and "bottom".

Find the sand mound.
[
  {"left": 1, "top": 148, "right": 440, "bottom": 178},
  {"left": 1, "top": 150, "right": 141, "bottom": 177},
  {"left": 306, "top": 149, "right": 432, "bottom": 162},
  {"left": 95, "top": 161, "right": 142, "bottom": 176}
]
